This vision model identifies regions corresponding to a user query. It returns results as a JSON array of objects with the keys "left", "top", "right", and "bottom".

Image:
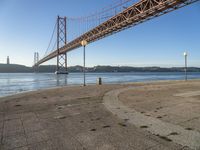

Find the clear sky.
[{"left": 0, "top": 0, "right": 200, "bottom": 67}]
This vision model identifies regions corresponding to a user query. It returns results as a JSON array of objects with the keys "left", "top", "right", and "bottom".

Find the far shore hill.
[{"left": 0, "top": 63, "right": 200, "bottom": 73}]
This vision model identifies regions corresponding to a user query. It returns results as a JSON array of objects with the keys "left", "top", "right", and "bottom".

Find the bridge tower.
[
  {"left": 55, "top": 16, "right": 68, "bottom": 74},
  {"left": 7, "top": 56, "right": 10, "bottom": 64},
  {"left": 34, "top": 52, "right": 39, "bottom": 72}
]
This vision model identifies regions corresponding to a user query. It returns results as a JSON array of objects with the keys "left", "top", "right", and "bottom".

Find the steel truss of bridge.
[{"left": 35, "top": 0, "right": 199, "bottom": 66}]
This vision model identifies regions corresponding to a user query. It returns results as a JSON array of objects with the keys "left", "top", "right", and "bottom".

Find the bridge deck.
[{"left": 35, "top": 0, "right": 199, "bottom": 66}]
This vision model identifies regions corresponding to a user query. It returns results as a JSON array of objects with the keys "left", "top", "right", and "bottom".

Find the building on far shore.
[{"left": 7, "top": 56, "right": 10, "bottom": 64}]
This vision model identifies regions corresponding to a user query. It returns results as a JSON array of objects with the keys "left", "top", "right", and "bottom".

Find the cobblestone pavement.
[
  {"left": 0, "top": 82, "right": 195, "bottom": 150},
  {"left": 104, "top": 81, "right": 200, "bottom": 150}
]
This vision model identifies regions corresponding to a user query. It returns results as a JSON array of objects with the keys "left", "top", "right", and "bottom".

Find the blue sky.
[{"left": 0, "top": 0, "right": 200, "bottom": 67}]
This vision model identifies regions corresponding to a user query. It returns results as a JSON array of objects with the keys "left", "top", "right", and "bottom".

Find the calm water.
[{"left": 0, "top": 72, "right": 200, "bottom": 97}]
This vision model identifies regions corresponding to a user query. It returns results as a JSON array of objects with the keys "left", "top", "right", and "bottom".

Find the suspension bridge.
[{"left": 33, "top": 0, "right": 199, "bottom": 74}]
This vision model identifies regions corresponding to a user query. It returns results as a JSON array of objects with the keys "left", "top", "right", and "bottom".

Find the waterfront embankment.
[{"left": 0, "top": 80, "right": 200, "bottom": 149}]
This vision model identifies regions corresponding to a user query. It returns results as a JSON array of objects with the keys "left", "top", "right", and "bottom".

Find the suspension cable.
[
  {"left": 44, "top": 21, "right": 57, "bottom": 57},
  {"left": 67, "top": 0, "right": 134, "bottom": 21}
]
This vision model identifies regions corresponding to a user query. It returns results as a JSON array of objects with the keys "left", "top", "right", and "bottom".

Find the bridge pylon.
[
  {"left": 33, "top": 52, "right": 39, "bottom": 73},
  {"left": 55, "top": 16, "right": 68, "bottom": 74}
]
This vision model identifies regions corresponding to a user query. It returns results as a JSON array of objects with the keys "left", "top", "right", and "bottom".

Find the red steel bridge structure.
[{"left": 33, "top": 0, "right": 199, "bottom": 74}]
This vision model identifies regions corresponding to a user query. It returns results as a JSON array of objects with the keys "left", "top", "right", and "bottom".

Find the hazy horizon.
[{"left": 0, "top": 62, "right": 199, "bottom": 68}]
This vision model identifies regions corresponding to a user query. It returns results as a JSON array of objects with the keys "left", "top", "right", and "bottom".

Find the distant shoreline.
[{"left": 0, "top": 63, "right": 200, "bottom": 73}]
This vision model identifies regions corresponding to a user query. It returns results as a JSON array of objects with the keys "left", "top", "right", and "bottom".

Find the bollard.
[{"left": 97, "top": 77, "right": 102, "bottom": 85}]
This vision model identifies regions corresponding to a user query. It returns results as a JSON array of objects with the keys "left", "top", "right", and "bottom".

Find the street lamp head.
[
  {"left": 81, "top": 40, "right": 88, "bottom": 46},
  {"left": 183, "top": 52, "right": 187, "bottom": 56}
]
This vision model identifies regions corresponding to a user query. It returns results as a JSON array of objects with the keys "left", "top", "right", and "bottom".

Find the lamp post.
[
  {"left": 183, "top": 52, "right": 188, "bottom": 81},
  {"left": 81, "top": 40, "right": 88, "bottom": 86}
]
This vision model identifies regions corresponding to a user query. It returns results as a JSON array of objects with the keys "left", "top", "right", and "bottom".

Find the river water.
[{"left": 0, "top": 72, "right": 200, "bottom": 97}]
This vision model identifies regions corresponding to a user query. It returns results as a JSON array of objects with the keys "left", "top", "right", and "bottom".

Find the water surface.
[{"left": 0, "top": 72, "right": 200, "bottom": 97}]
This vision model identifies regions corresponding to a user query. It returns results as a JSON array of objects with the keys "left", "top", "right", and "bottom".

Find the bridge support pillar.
[
  {"left": 34, "top": 52, "right": 39, "bottom": 73},
  {"left": 55, "top": 16, "right": 68, "bottom": 74},
  {"left": 56, "top": 53, "right": 68, "bottom": 74}
]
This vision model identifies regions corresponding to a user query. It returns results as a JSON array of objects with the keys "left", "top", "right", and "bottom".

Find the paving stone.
[
  {"left": 3, "top": 119, "right": 24, "bottom": 137},
  {"left": 3, "top": 128, "right": 24, "bottom": 137},
  {"left": 104, "top": 85, "right": 200, "bottom": 150},
  {"left": 159, "top": 113, "right": 187, "bottom": 125},
  {"left": 21, "top": 112, "right": 37, "bottom": 121},
  {"left": 4, "top": 113, "right": 21, "bottom": 121},
  {"left": 2, "top": 133, "right": 27, "bottom": 150},
  {"left": 26, "top": 130, "right": 50, "bottom": 145},
  {"left": 4, "top": 119, "right": 22, "bottom": 130},
  {"left": 36, "top": 111, "right": 61, "bottom": 119},
  {"left": 105, "top": 125, "right": 158, "bottom": 150},
  {"left": 39, "top": 118, "right": 61, "bottom": 132},
  {"left": 0, "top": 112, "right": 5, "bottom": 122},
  {"left": 51, "top": 136, "right": 84, "bottom": 150},
  {"left": 28, "top": 140, "right": 55, "bottom": 150},
  {"left": 0, "top": 104, "right": 6, "bottom": 113},
  {"left": 0, "top": 129, "right": 2, "bottom": 142},
  {"left": 13, "top": 146, "right": 29, "bottom": 150},
  {"left": 0, "top": 121, "right": 3, "bottom": 129},
  {"left": 76, "top": 130, "right": 135, "bottom": 150},
  {"left": 179, "top": 117, "right": 200, "bottom": 132},
  {"left": 1, "top": 82, "right": 199, "bottom": 150},
  {"left": 148, "top": 144, "right": 176, "bottom": 150},
  {"left": 45, "top": 124, "right": 66, "bottom": 138},
  {"left": 24, "top": 121, "right": 44, "bottom": 133},
  {"left": 22, "top": 116, "right": 39, "bottom": 126}
]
